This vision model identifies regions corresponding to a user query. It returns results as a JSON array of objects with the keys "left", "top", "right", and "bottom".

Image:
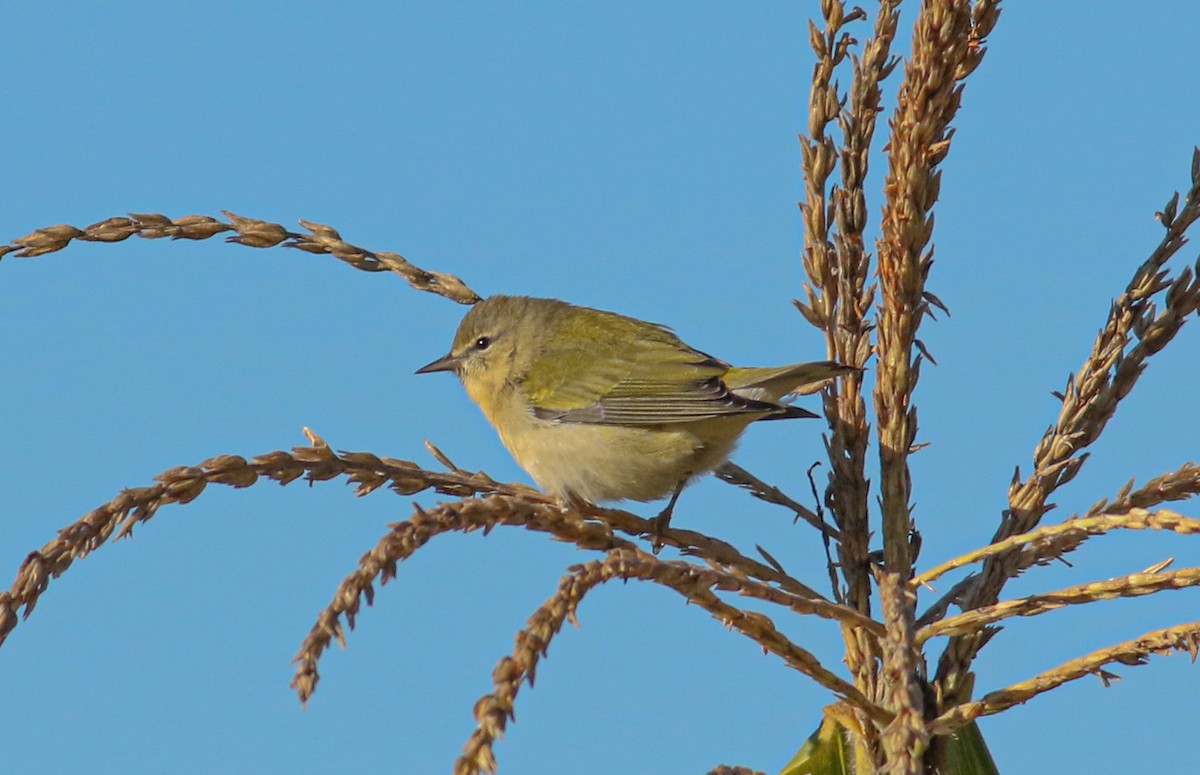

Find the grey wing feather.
[{"left": 533, "top": 377, "right": 817, "bottom": 425}]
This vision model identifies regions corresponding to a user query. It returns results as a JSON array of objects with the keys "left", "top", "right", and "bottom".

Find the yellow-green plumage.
[{"left": 417, "top": 295, "right": 853, "bottom": 507}]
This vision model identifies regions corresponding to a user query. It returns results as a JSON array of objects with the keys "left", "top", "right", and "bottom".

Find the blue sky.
[{"left": 2, "top": 3, "right": 1198, "bottom": 773}]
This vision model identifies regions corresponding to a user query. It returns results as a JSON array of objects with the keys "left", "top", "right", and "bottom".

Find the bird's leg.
[{"left": 651, "top": 479, "right": 687, "bottom": 553}]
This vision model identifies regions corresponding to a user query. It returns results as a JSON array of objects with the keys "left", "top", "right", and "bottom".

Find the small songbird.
[{"left": 416, "top": 295, "right": 852, "bottom": 533}]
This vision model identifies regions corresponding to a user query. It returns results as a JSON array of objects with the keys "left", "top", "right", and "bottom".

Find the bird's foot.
[
  {"left": 648, "top": 479, "right": 687, "bottom": 554},
  {"left": 650, "top": 507, "right": 674, "bottom": 554}
]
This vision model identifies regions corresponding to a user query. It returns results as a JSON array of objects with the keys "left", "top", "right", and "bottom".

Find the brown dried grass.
[{"left": 3, "top": 211, "right": 480, "bottom": 303}]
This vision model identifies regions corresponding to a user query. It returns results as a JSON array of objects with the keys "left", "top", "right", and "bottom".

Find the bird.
[{"left": 416, "top": 295, "right": 853, "bottom": 539}]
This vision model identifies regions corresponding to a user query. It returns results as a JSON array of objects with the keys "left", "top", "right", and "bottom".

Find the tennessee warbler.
[{"left": 417, "top": 295, "right": 852, "bottom": 532}]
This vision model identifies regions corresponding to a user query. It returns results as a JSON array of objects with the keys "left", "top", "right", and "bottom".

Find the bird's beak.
[{"left": 415, "top": 352, "right": 461, "bottom": 375}]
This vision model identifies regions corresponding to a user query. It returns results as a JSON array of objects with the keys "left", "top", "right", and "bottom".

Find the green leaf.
[
  {"left": 779, "top": 718, "right": 999, "bottom": 775},
  {"left": 779, "top": 715, "right": 863, "bottom": 775},
  {"left": 942, "top": 721, "right": 1000, "bottom": 775}
]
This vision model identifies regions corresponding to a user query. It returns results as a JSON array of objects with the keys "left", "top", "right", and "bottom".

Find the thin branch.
[
  {"left": 292, "top": 495, "right": 886, "bottom": 703},
  {"left": 877, "top": 570, "right": 927, "bottom": 775},
  {"left": 931, "top": 618, "right": 1200, "bottom": 735},
  {"left": 668, "top": 528, "right": 829, "bottom": 601},
  {"left": 0, "top": 431, "right": 842, "bottom": 653},
  {"left": 713, "top": 462, "right": 838, "bottom": 539},
  {"left": 938, "top": 152, "right": 1200, "bottom": 705},
  {"left": 1011, "top": 509, "right": 1200, "bottom": 576},
  {"left": 3, "top": 212, "right": 481, "bottom": 303},
  {"left": 626, "top": 549, "right": 887, "bottom": 720},
  {"left": 871, "top": 6, "right": 1001, "bottom": 763},
  {"left": 915, "top": 573, "right": 981, "bottom": 629},
  {"left": 874, "top": 0, "right": 995, "bottom": 579},
  {"left": 914, "top": 506, "right": 1200, "bottom": 588},
  {"left": 291, "top": 496, "right": 639, "bottom": 704},
  {"left": 642, "top": 564, "right": 887, "bottom": 722},
  {"left": 0, "top": 434, "right": 525, "bottom": 648},
  {"left": 921, "top": 566, "right": 1200, "bottom": 641},
  {"left": 823, "top": 0, "right": 899, "bottom": 622},
  {"left": 455, "top": 557, "right": 613, "bottom": 775},
  {"left": 796, "top": 0, "right": 878, "bottom": 624},
  {"left": 456, "top": 548, "right": 889, "bottom": 775},
  {"left": 795, "top": 4, "right": 902, "bottom": 744},
  {"left": 983, "top": 159, "right": 1200, "bottom": 570},
  {"left": 1083, "top": 462, "right": 1200, "bottom": 517}
]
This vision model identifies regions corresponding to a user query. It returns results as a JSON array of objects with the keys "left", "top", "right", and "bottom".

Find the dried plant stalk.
[
  {"left": 0, "top": 432, "right": 840, "bottom": 655},
  {"left": 876, "top": 571, "right": 926, "bottom": 775},
  {"left": 455, "top": 557, "right": 611, "bottom": 775},
  {"left": 827, "top": 0, "right": 900, "bottom": 611},
  {"left": 792, "top": 2, "right": 1004, "bottom": 768},
  {"left": 794, "top": 4, "right": 903, "bottom": 751},
  {"left": 0, "top": 437, "right": 529, "bottom": 647},
  {"left": 1012, "top": 507, "right": 1200, "bottom": 574},
  {"left": 980, "top": 168, "right": 1200, "bottom": 580},
  {"left": 456, "top": 549, "right": 888, "bottom": 775},
  {"left": 931, "top": 618, "right": 1200, "bottom": 735},
  {"left": 638, "top": 560, "right": 884, "bottom": 713},
  {"left": 796, "top": 0, "right": 880, "bottom": 616},
  {"left": 875, "top": 0, "right": 995, "bottom": 576},
  {"left": 915, "top": 505, "right": 1200, "bottom": 588},
  {"left": 864, "top": 3, "right": 1000, "bottom": 767},
  {"left": 714, "top": 462, "right": 837, "bottom": 539},
  {"left": 939, "top": 162, "right": 1200, "bottom": 705},
  {"left": 922, "top": 565, "right": 1200, "bottom": 641},
  {"left": 3, "top": 212, "right": 481, "bottom": 303},
  {"left": 293, "top": 495, "right": 885, "bottom": 703},
  {"left": 1084, "top": 463, "right": 1200, "bottom": 516},
  {"left": 291, "top": 496, "right": 641, "bottom": 704}
]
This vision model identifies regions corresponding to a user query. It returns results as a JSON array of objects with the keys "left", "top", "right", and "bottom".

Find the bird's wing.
[{"left": 523, "top": 310, "right": 794, "bottom": 426}]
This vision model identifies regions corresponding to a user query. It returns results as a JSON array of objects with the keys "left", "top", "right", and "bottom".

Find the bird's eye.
[{"left": 474, "top": 336, "right": 492, "bottom": 350}]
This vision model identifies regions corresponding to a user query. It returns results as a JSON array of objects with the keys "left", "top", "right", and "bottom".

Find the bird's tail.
[{"left": 725, "top": 361, "right": 859, "bottom": 402}]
